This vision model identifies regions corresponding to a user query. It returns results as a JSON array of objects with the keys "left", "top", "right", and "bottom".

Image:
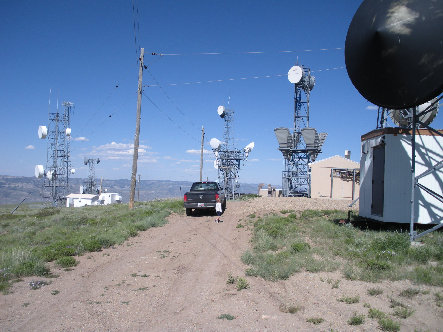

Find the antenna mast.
[
  {"left": 36, "top": 100, "right": 74, "bottom": 205},
  {"left": 275, "top": 65, "right": 327, "bottom": 197},
  {"left": 210, "top": 105, "right": 254, "bottom": 200}
]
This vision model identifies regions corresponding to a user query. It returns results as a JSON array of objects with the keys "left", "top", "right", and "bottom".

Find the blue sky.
[{"left": 2, "top": 1, "right": 441, "bottom": 185}]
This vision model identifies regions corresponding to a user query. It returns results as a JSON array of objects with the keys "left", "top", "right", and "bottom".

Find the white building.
[
  {"left": 66, "top": 192, "right": 122, "bottom": 207},
  {"left": 99, "top": 192, "right": 122, "bottom": 205},
  {"left": 66, "top": 194, "right": 99, "bottom": 207},
  {"left": 309, "top": 155, "right": 360, "bottom": 200},
  {"left": 359, "top": 128, "right": 443, "bottom": 224}
]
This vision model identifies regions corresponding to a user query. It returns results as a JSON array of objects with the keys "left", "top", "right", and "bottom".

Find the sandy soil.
[{"left": 1, "top": 197, "right": 442, "bottom": 331}]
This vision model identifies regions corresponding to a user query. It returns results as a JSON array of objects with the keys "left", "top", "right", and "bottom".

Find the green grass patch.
[
  {"left": 338, "top": 295, "right": 360, "bottom": 304},
  {"left": 217, "top": 313, "right": 235, "bottom": 320},
  {"left": 236, "top": 277, "right": 249, "bottom": 291},
  {"left": 389, "top": 297, "right": 407, "bottom": 308},
  {"left": 279, "top": 304, "right": 302, "bottom": 314},
  {"left": 368, "top": 307, "right": 386, "bottom": 320},
  {"left": 378, "top": 317, "right": 400, "bottom": 331},
  {"left": 399, "top": 288, "right": 420, "bottom": 298},
  {"left": 226, "top": 273, "right": 235, "bottom": 284},
  {"left": 55, "top": 256, "right": 78, "bottom": 268},
  {"left": 306, "top": 317, "right": 324, "bottom": 325},
  {"left": 368, "top": 287, "right": 383, "bottom": 296},
  {"left": 241, "top": 209, "right": 443, "bottom": 284},
  {"left": 348, "top": 312, "right": 365, "bottom": 325},
  {"left": 0, "top": 199, "right": 183, "bottom": 292},
  {"left": 393, "top": 306, "right": 414, "bottom": 319},
  {"left": 435, "top": 292, "right": 443, "bottom": 307}
]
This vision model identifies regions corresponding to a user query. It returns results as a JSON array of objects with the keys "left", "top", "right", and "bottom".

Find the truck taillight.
[
  {"left": 215, "top": 193, "right": 219, "bottom": 201},
  {"left": 184, "top": 194, "right": 187, "bottom": 202}
]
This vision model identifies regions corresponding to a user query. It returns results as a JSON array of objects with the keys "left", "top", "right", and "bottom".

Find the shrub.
[
  {"left": 378, "top": 317, "right": 400, "bottom": 331},
  {"left": 348, "top": 312, "right": 365, "bottom": 325},
  {"left": 338, "top": 295, "right": 360, "bottom": 304},
  {"left": 226, "top": 273, "right": 235, "bottom": 284},
  {"left": 217, "top": 313, "right": 235, "bottom": 320},
  {"left": 290, "top": 242, "right": 310, "bottom": 253},
  {"left": 399, "top": 288, "right": 420, "bottom": 298},
  {"left": 368, "top": 287, "right": 383, "bottom": 296},
  {"left": 393, "top": 306, "right": 414, "bottom": 319},
  {"left": 368, "top": 308, "right": 386, "bottom": 320},
  {"left": 236, "top": 277, "right": 249, "bottom": 291},
  {"left": 306, "top": 317, "right": 324, "bottom": 325},
  {"left": 56, "top": 256, "right": 78, "bottom": 268}
]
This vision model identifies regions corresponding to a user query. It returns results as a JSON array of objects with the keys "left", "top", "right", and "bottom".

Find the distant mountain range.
[{"left": 0, "top": 175, "right": 261, "bottom": 205}]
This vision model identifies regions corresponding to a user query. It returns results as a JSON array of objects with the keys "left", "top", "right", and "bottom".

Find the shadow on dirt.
[
  {"left": 332, "top": 211, "right": 441, "bottom": 234},
  {"left": 187, "top": 209, "right": 227, "bottom": 217}
]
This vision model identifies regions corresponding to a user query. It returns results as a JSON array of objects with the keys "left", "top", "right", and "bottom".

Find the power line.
[
  {"left": 143, "top": 66, "right": 345, "bottom": 88},
  {"left": 145, "top": 69, "right": 199, "bottom": 130},
  {"left": 151, "top": 47, "right": 343, "bottom": 57},
  {"left": 131, "top": 0, "right": 141, "bottom": 66},
  {"left": 141, "top": 91, "right": 201, "bottom": 145}
]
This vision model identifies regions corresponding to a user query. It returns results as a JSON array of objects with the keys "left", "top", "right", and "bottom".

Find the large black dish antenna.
[{"left": 345, "top": 0, "right": 443, "bottom": 109}]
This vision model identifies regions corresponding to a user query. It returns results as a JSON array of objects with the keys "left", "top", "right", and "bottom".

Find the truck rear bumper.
[{"left": 184, "top": 203, "right": 216, "bottom": 209}]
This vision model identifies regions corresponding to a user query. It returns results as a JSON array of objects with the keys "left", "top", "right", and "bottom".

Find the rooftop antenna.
[
  {"left": 210, "top": 105, "right": 254, "bottom": 200},
  {"left": 35, "top": 99, "right": 75, "bottom": 205},
  {"left": 274, "top": 64, "right": 327, "bottom": 197}
]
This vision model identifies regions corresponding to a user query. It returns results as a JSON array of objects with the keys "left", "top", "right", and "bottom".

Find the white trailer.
[{"left": 359, "top": 128, "right": 443, "bottom": 224}]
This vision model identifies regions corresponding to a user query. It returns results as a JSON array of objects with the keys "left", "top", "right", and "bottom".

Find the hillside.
[{"left": 0, "top": 175, "right": 261, "bottom": 205}]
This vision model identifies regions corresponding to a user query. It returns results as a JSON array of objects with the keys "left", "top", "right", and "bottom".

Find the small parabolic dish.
[
  {"left": 38, "top": 126, "right": 48, "bottom": 139},
  {"left": 307, "top": 76, "right": 315, "bottom": 91},
  {"left": 46, "top": 170, "right": 53, "bottom": 180},
  {"left": 244, "top": 142, "right": 255, "bottom": 152},
  {"left": 209, "top": 137, "right": 222, "bottom": 150},
  {"left": 345, "top": 0, "right": 443, "bottom": 109},
  {"left": 390, "top": 98, "right": 439, "bottom": 127},
  {"left": 66, "top": 128, "right": 71, "bottom": 136},
  {"left": 35, "top": 165, "right": 44, "bottom": 178},
  {"left": 217, "top": 105, "right": 226, "bottom": 118},
  {"left": 213, "top": 160, "right": 219, "bottom": 169},
  {"left": 288, "top": 66, "right": 303, "bottom": 84},
  {"left": 71, "top": 168, "right": 76, "bottom": 174}
]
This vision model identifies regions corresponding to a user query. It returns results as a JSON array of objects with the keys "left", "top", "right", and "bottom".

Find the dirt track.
[{"left": 1, "top": 197, "right": 441, "bottom": 331}]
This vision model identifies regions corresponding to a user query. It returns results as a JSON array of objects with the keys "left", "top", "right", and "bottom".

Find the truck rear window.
[{"left": 190, "top": 183, "right": 219, "bottom": 191}]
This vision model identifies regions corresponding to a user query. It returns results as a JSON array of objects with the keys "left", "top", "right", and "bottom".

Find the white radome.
[
  {"left": 34, "top": 165, "right": 44, "bottom": 178},
  {"left": 209, "top": 137, "right": 222, "bottom": 150},
  {"left": 288, "top": 66, "right": 303, "bottom": 84},
  {"left": 38, "top": 125, "right": 48, "bottom": 139}
]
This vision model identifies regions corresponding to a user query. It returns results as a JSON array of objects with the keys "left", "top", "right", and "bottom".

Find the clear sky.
[{"left": 2, "top": 0, "right": 441, "bottom": 185}]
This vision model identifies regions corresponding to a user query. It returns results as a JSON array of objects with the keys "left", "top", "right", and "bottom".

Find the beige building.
[{"left": 310, "top": 155, "right": 360, "bottom": 199}]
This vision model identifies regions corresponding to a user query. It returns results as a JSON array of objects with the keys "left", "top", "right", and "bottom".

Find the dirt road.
[{"left": 1, "top": 197, "right": 441, "bottom": 331}]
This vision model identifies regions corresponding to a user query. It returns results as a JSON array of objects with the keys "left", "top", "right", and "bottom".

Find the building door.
[{"left": 371, "top": 144, "right": 385, "bottom": 216}]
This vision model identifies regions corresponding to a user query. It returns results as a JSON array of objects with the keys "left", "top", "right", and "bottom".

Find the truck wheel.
[{"left": 186, "top": 208, "right": 192, "bottom": 216}]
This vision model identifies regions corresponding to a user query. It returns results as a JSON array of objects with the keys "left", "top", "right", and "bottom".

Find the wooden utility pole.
[
  {"left": 137, "top": 174, "right": 141, "bottom": 201},
  {"left": 129, "top": 48, "right": 144, "bottom": 209},
  {"left": 200, "top": 126, "right": 205, "bottom": 182}
]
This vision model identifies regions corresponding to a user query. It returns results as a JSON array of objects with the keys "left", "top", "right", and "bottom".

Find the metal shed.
[{"left": 359, "top": 128, "right": 443, "bottom": 224}]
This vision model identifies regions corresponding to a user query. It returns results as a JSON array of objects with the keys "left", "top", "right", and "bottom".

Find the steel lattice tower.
[
  {"left": 275, "top": 65, "right": 327, "bottom": 197},
  {"left": 211, "top": 106, "right": 254, "bottom": 200},
  {"left": 40, "top": 102, "right": 74, "bottom": 205},
  {"left": 83, "top": 158, "right": 100, "bottom": 194}
]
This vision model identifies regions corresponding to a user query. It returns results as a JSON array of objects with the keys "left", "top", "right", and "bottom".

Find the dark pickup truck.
[{"left": 183, "top": 181, "right": 226, "bottom": 216}]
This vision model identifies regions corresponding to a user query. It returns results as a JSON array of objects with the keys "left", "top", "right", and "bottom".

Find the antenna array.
[
  {"left": 35, "top": 101, "right": 74, "bottom": 205},
  {"left": 210, "top": 105, "right": 254, "bottom": 200},
  {"left": 83, "top": 158, "right": 100, "bottom": 194},
  {"left": 274, "top": 65, "right": 327, "bottom": 197}
]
